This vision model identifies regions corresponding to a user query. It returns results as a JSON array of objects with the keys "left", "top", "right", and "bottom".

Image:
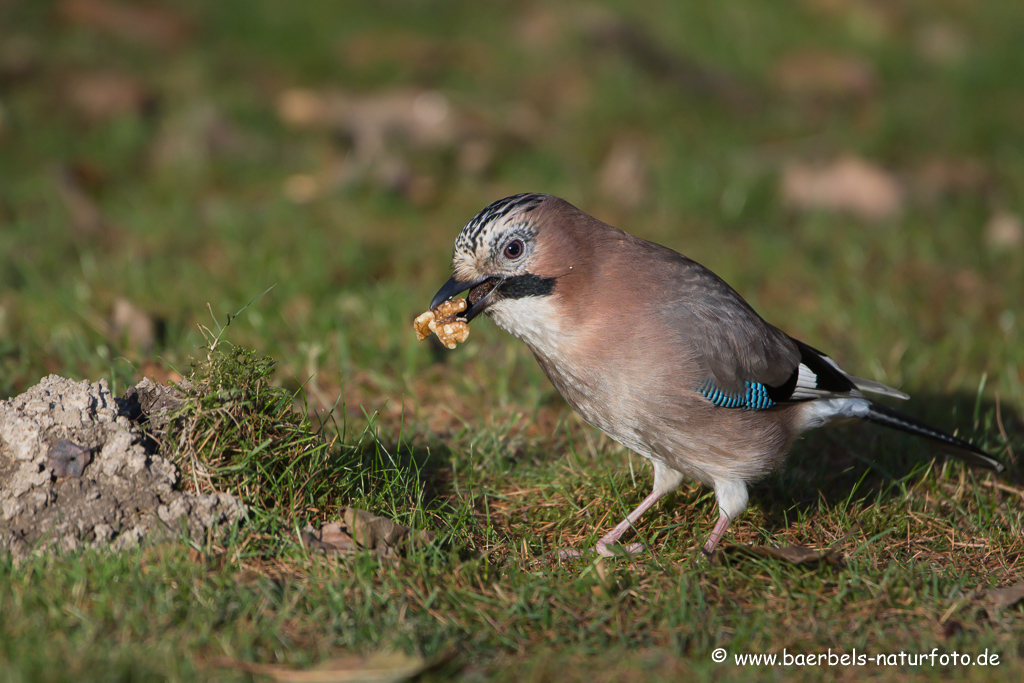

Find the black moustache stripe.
[{"left": 498, "top": 273, "right": 556, "bottom": 300}]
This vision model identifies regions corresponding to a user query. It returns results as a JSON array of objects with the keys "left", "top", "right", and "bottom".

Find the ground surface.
[{"left": 1, "top": 0, "right": 1023, "bottom": 681}]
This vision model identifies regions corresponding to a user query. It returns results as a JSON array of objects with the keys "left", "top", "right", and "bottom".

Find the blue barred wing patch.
[{"left": 698, "top": 380, "right": 777, "bottom": 410}]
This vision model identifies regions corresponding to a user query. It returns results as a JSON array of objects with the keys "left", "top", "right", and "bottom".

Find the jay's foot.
[
  {"left": 596, "top": 539, "right": 645, "bottom": 557},
  {"left": 555, "top": 541, "right": 645, "bottom": 559}
]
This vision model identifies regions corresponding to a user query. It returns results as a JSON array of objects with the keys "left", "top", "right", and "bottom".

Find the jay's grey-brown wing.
[
  {"left": 657, "top": 252, "right": 802, "bottom": 395},
  {"left": 640, "top": 243, "right": 870, "bottom": 406}
]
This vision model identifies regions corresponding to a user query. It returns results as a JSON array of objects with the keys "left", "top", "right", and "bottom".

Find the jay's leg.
[
  {"left": 557, "top": 489, "right": 665, "bottom": 559},
  {"left": 701, "top": 512, "right": 732, "bottom": 556},
  {"left": 594, "top": 489, "right": 666, "bottom": 557},
  {"left": 701, "top": 479, "right": 747, "bottom": 556},
  {"left": 558, "top": 461, "right": 682, "bottom": 559}
]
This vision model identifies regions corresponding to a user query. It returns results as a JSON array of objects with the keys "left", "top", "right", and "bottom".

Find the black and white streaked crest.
[{"left": 454, "top": 193, "right": 547, "bottom": 255}]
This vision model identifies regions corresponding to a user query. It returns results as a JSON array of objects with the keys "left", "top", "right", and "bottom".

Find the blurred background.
[{"left": 1, "top": 0, "right": 1022, "bottom": 435}]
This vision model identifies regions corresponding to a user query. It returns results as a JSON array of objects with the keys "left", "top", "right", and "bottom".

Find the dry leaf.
[
  {"left": 0, "top": 36, "right": 39, "bottom": 81},
  {"left": 284, "top": 174, "right": 320, "bottom": 204},
  {"left": 780, "top": 156, "right": 904, "bottom": 222},
  {"left": 988, "top": 581, "right": 1024, "bottom": 609},
  {"left": 205, "top": 650, "right": 432, "bottom": 683},
  {"left": 516, "top": 7, "right": 561, "bottom": 50},
  {"left": 58, "top": 0, "right": 192, "bottom": 51},
  {"left": 598, "top": 136, "right": 651, "bottom": 209},
  {"left": 302, "top": 522, "right": 358, "bottom": 554},
  {"left": 275, "top": 87, "right": 476, "bottom": 200},
  {"left": 914, "top": 22, "right": 968, "bottom": 66},
  {"left": 149, "top": 103, "right": 252, "bottom": 172},
  {"left": 276, "top": 88, "right": 459, "bottom": 151},
  {"left": 301, "top": 507, "right": 435, "bottom": 558},
  {"left": 719, "top": 544, "right": 845, "bottom": 567},
  {"left": 111, "top": 297, "right": 157, "bottom": 352},
  {"left": 53, "top": 164, "right": 113, "bottom": 239},
  {"left": 340, "top": 31, "right": 455, "bottom": 79},
  {"left": 984, "top": 212, "right": 1023, "bottom": 250},
  {"left": 456, "top": 138, "right": 495, "bottom": 176},
  {"left": 772, "top": 51, "right": 877, "bottom": 98},
  {"left": 913, "top": 157, "right": 991, "bottom": 203},
  {"left": 64, "top": 71, "right": 152, "bottom": 122}
]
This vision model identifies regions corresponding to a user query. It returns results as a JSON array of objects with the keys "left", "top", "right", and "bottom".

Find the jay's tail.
[{"left": 864, "top": 402, "right": 1004, "bottom": 473}]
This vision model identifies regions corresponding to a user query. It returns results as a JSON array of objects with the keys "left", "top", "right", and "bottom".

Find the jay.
[{"left": 428, "top": 193, "right": 1004, "bottom": 557}]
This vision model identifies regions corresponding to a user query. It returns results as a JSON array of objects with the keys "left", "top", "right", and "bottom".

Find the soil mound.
[{"left": 1, "top": 375, "right": 244, "bottom": 561}]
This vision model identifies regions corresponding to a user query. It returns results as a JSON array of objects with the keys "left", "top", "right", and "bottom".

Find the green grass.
[{"left": 1, "top": 0, "right": 1023, "bottom": 680}]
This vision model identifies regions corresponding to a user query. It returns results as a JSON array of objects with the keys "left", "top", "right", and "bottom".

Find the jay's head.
[{"left": 430, "top": 193, "right": 576, "bottom": 324}]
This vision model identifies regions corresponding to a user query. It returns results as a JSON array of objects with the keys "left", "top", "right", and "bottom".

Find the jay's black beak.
[{"left": 430, "top": 275, "right": 500, "bottom": 321}]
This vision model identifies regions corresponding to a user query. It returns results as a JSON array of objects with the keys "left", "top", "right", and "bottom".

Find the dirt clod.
[{"left": 45, "top": 440, "right": 92, "bottom": 478}]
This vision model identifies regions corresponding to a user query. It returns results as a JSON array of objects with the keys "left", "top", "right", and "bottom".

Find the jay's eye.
[{"left": 503, "top": 239, "right": 524, "bottom": 260}]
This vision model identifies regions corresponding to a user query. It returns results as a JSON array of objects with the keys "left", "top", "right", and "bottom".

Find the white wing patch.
[{"left": 791, "top": 362, "right": 825, "bottom": 400}]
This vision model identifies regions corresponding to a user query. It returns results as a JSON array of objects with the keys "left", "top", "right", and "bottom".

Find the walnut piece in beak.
[{"left": 413, "top": 298, "right": 470, "bottom": 349}]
